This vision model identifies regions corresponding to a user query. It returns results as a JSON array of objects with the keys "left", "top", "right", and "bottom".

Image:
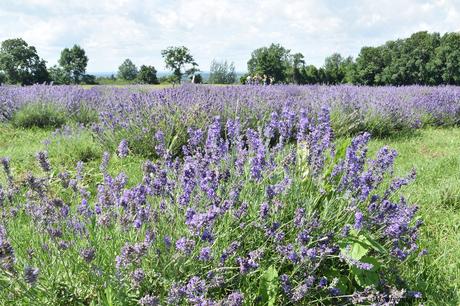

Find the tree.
[
  {"left": 433, "top": 32, "right": 460, "bottom": 85},
  {"left": 382, "top": 32, "right": 440, "bottom": 85},
  {"left": 58, "top": 45, "right": 88, "bottom": 84},
  {"left": 353, "top": 46, "right": 388, "bottom": 85},
  {"left": 0, "top": 38, "right": 49, "bottom": 85},
  {"left": 247, "top": 43, "right": 291, "bottom": 83},
  {"left": 118, "top": 58, "right": 138, "bottom": 81},
  {"left": 137, "top": 65, "right": 159, "bottom": 84},
  {"left": 323, "top": 53, "right": 347, "bottom": 84},
  {"left": 302, "top": 65, "right": 319, "bottom": 84},
  {"left": 208, "top": 60, "right": 237, "bottom": 84},
  {"left": 49, "top": 65, "right": 71, "bottom": 85},
  {"left": 291, "top": 53, "right": 305, "bottom": 84},
  {"left": 161, "top": 46, "right": 198, "bottom": 84},
  {"left": 192, "top": 74, "right": 203, "bottom": 84}
]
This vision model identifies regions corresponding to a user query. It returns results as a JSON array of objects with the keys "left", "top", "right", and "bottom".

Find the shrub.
[
  {"left": 47, "top": 126, "right": 103, "bottom": 165},
  {"left": 70, "top": 105, "right": 99, "bottom": 125},
  {"left": 12, "top": 103, "right": 67, "bottom": 128}
]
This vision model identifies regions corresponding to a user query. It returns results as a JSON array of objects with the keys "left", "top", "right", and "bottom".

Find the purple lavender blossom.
[
  {"left": 175, "top": 237, "right": 196, "bottom": 255},
  {"left": 117, "top": 139, "right": 129, "bottom": 158},
  {"left": 138, "top": 294, "right": 160, "bottom": 306},
  {"left": 24, "top": 266, "right": 39, "bottom": 284},
  {"left": 199, "top": 247, "right": 212, "bottom": 262},
  {"left": 36, "top": 151, "right": 51, "bottom": 172}
]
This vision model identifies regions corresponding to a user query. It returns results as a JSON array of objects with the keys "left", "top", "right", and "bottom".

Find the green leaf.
[
  {"left": 350, "top": 256, "right": 381, "bottom": 287},
  {"left": 340, "top": 240, "right": 369, "bottom": 261},
  {"left": 350, "top": 241, "right": 369, "bottom": 260},
  {"left": 361, "top": 233, "right": 386, "bottom": 254},
  {"left": 258, "top": 266, "right": 279, "bottom": 306},
  {"left": 353, "top": 268, "right": 379, "bottom": 288}
]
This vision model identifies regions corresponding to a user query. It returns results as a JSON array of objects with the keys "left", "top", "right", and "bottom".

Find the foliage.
[
  {"left": 49, "top": 65, "right": 71, "bottom": 85},
  {"left": 191, "top": 73, "right": 202, "bottom": 84},
  {"left": 0, "top": 38, "right": 49, "bottom": 85},
  {"left": 11, "top": 103, "right": 67, "bottom": 128},
  {"left": 247, "top": 43, "right": 292, "bottom": 83},
  {"left": 137, "top": 65, "right": 159, "bottom": 84},
  {"left": 208, "top": 60, "right": 237, "bottom": 84},
  {"left": 161, "top": 46, "right": 198, "bottom": 84},
  {"left": 323, "top": 53, "right": 354, "bottom": 84},
  {"left": 118, "top": 59, "right": 138, "bottom": 81},
  {"left": 352, "top": 31, "right": 460, "bottom": 85},
  {"left": 58, "top": 45, "right": 88, "bottom": 84}
]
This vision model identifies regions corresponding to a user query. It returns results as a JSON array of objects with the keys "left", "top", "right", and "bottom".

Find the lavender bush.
[{"left": 0, "top": 107, "right": 424, "bottom": 305}]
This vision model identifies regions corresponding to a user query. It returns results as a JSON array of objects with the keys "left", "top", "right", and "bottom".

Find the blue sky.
[{"left": 1, "top": 0, "right": 459, "bottom": 73}]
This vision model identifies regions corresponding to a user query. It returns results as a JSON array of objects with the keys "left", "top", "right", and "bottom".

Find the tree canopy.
[
  {"left": 118, "top": 59, "right": 138, "bottom": 81},
  {"left": 247, "top": 43, "right": 292, "bottom": 83},
  {"left": 161, "top": 46, "right": 198, "bottom": 84},
  {"left": 208, "top": 60, "right": 237, "bottom": 84},
  {"left": 137, "top": 65, "right": 159, "bottom": 84},
  {"left": 0, "top": 38, "right": 49, "bottom": 85},
  {"left": 58, "top": 45, "right": 88, "bottom": 84}
]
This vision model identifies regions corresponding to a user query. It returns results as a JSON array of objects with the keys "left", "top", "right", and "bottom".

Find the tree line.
[
  {"left": 1, "top": 31, "right": 459, "bottom": 86},
  {"left": 245, "top": 31, "right": 460, "bottom": 85}
]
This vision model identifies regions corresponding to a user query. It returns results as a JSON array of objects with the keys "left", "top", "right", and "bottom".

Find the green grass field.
[{"left": 1, "top": 124, "right": 459, "bottom": 304}]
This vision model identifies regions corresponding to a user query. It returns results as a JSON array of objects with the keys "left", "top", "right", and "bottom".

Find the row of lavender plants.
[
  {"left": 0, "top": 106, "right": 424, "bottom": 304},
  {"left": 1, "top": 84, "right": 460, "bottom": 157}
]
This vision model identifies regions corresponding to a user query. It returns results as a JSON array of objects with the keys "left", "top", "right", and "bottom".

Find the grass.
[
  {"left": 0, "top": 124, "right": 459, "bottom": 304},
  {"left": 368, "top": 127, "right": 460, "bottom": 305}
]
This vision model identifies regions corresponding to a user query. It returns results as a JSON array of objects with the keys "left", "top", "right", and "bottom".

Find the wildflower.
[
  {"left": 175, "top": 237, "right": 195, "bottom": 255},
  {"left": 24, "top": 266, "right": 39, "bottom": 284},
  {"left": 199, "top": 247, "right": 212, "bottom": 262},
  {"left": 36, "top": 151, "right": 51, "bottom": 172},
  {"left": 80, "top": 247, "right": 96, "bottom": 263},
  {"left": 223, "top": 292, "right": 244, "bottom": 306},
  {"left": 131, "top": 268, "right": 145, "bottom": 286},
  {"left": 138, "top": 294, "right": 160, "bottom": 306},
  {"left": 117, "top": 139, "right": 129, "bottom": 158}
]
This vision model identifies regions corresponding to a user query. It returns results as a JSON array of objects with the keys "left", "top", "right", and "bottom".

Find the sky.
[{"left": 1, "top": 0, "right": 459, "bottom": 73}]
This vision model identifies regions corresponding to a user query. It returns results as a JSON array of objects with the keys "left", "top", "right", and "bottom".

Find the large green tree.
[
  {"left": 48, "top": 65, "right": 71, "bottom": 85},
  {"left": 247, "top": 43, "right": 292, "bottom": 83},
  {"left": 208, "top": 60, "right": 237, "bottom": 84},
  {"left": 353, "top": 46, "right": 388, "bottom": 85},
  {"left": 302, "top": 65, "right": 319, "bottom": 84},
  {"left": 58, "top": 45, "right": 88, "bottom": 84},
  {"left": 118, "top": 58, "right": 138, "bottom": 81},
  {"left": 323, "top": 53, "right": 354, "bottom": 84},
  {"left": 432, "top": 32, "right": 460, "bottom": 85},
  {"left": 0, "top": 38, "right": 49, "bottom": 85},
  {"left": 291, "top": 53, "right": 305, "bottom": 84},
  {"left": 137, "top": 65, "right": 159, "bottom": 84},
  {"left": 161, "top": 46, "right": 198, "bottom": 84},
  {"left": 383, "top": 32, "right": 440, "bottom": 85}
]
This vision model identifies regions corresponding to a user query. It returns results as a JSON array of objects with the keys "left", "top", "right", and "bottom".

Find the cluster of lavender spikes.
[{"left": 0, "top": 106, "right": 424, "bottom": 304}]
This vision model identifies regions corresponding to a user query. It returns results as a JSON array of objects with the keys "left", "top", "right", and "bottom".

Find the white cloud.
[{"left": 0, "top": 0, "right": 459, "bottom": 72}]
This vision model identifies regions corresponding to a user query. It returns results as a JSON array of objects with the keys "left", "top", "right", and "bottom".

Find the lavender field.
[{"left": 0, "top": 84, "right": 459, "bottom": 305}]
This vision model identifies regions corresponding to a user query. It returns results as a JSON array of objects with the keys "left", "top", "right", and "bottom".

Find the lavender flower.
[
  {"left": 138, "top": 294, "right": 160, "bottom": 306},
  {"left": 24, "top": 266, "right": 39, "bottom": 284},
  {"left": 199, "top": 247, "right": 212, "bottom": 262},
  {"left": 80, "top": 247, "right": 96, "bottom": 263},
  {"left": 117, "top": 139, "right": 129, "bottom": 158},
  {"left": 175, "top": 237, "right": 196, "bottom": 255},
  {"left": 36, "top": 151, "right": 51, "bottom": 172}
]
